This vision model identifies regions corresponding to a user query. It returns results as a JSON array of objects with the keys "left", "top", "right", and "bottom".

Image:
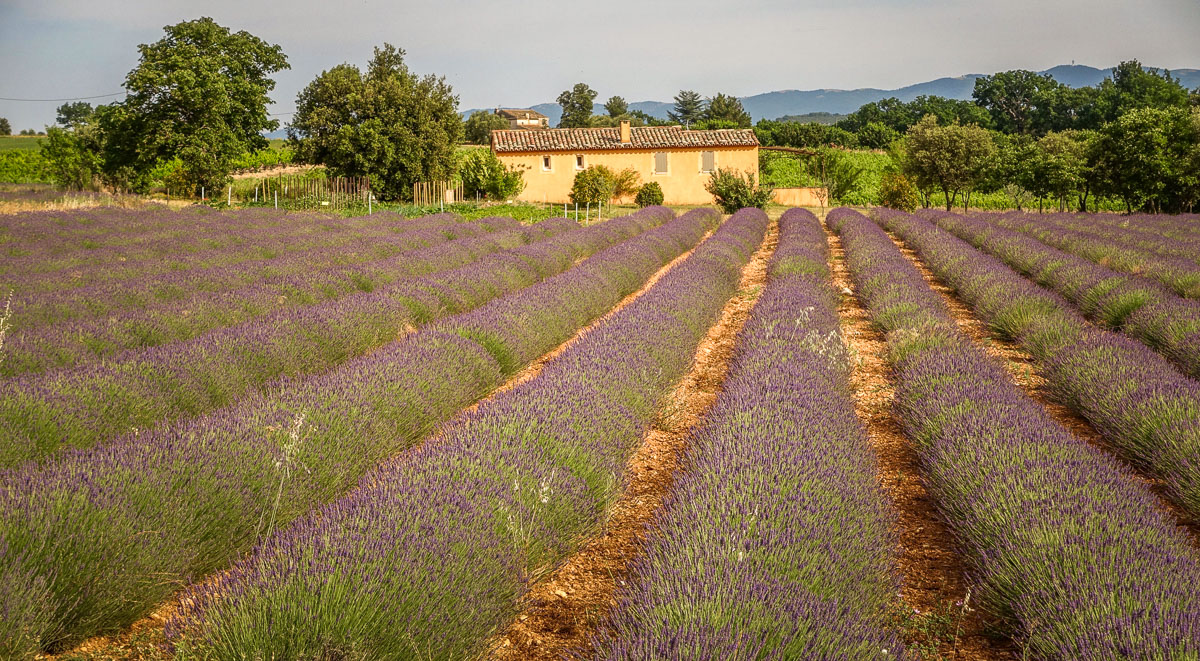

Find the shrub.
[
  {"left": 878, "top": 172, "right": 920, "bottom": 211},
  {"left": 570, "top": 165, "right": 614, "bottom": 205},
  {"left": 635, "top": 181, "right": 664, "bottom": 207},
  {"left": 459, "top": 148, "right": 526, "bottom": 200},
  {"left": 704, "top": 167, "right": 773, "bottom": 213}
]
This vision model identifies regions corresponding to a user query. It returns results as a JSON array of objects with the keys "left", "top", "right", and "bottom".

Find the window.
[
  {"left": 575, "top": 155, "right": 585, "bottom": 170},
  {"left": 542, "top": 155, "right": 551, "bottom": 171},
  {"left": 654, "top": 152, "right": 668, "bottom": 174},
  {"left": 701, "top": 151, "right": 715, "bottom": 173}
]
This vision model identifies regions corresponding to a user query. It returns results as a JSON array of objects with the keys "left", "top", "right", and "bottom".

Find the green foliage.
[
  {"left": 458, "top": 148, "right": 526, "bottom": 200},
  {"left": 1097, "top": 60, "right": 1193, "bottom": 124},
  {"left": 878, "top": 172, "right": 920, "bottom": 211},
  {"left": 0, "top": 118, "right": 10, "bottom": 136},
  {"left": 628, "top": 109, "right": 673, "bottom": 127},
  {"left": 754, "top": 120, "right": 857, "bottom": 149},
  {"left": 289, "top": 43, "right": 461, "bottom": 202},
  {"left": 569, "top": 164, "right": 637, "bottom": 205},
  {"left": 117, "top": 17, "right": 289, "bottom": 193},
  {"left": 814, "top": 148, "right": 865, "bottom": 204},
  {"left": 972, "top": 70, "right": 1064, "bottom": 134},
  {"left": 669, "top": 90, "right": 705, "bottom": 126},
  {"left": 55, "top": 102, "right": 94, "bottom": 130},
  {"left": 856, "top": 122, "right": 900, "bottom": 149},
  {"left": 704, "top": 93, "right": 751, "bottom": 127},
  {"left": 1089, "top": 105, "right": 1200, "bottom": 213},
  {"left": 774, "top": 112, "right": 845, "bottom": 125},
  {"left": 900, "top": 115, "right": 996, "bottom": 210},
  {"left": 556, "top": 83, "right": 597, "bottom": 128},
  {"left": 634, "top": 181, "right": 664, "bottom": 207},
  {"left": 230, "top": 146, "right": 294, "bottom": 172},
  {"left": 41, "top": 126, "right": 102, "bottom": 190},
  {"left": 704, "top": 167, "right": 772, "bottom": 213},
  {"left": 0, "top": 151, "right": 51, "bottom": 184},
  {"left": 463, "top": 111, "right": 508, "bottom": 145},
  {"left": 604, "top": 96, "right": 628, "bottom": 118},
  {"left": 837, "top": 95, "right": 990, "bottom": 135}
]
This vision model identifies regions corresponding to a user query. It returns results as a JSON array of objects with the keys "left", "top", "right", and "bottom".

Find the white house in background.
[{"left": 495, "top": 108, "right": 549, "bottom": 130}]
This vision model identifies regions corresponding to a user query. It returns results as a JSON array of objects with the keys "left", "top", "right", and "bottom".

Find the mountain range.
[{"left": 462, "top": 64, "right": 1200, "bottom": 127}]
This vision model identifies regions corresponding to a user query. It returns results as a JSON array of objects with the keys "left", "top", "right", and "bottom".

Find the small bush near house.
[
  {"left": 705, "top": 167, "right": 773, "bottom": 213},
  {"left": 635, "top": 181, "right": 664, "bottom": 207},
  {"left": 878, "top": 172, "right": 920, "bottom": 211}
]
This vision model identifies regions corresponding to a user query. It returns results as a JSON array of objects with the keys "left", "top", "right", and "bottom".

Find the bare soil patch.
[{"left": 485, "top": 220, "right": 778, "bottom": 660}]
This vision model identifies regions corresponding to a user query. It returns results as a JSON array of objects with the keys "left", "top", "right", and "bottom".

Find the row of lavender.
[
  {"left": 876, "top": 209, "right": 1200, "bottom": 523},
  {"left": 1044, "top": 212, "right": 1200, "bottom": 260},
  {"left": 2, "top": 209, "right": 420, "bottom": 290},
  {"left": 6, "top": 213, "right": 506, "bottom": 330},
  {"left": 921, "top": 209, "right": 1200, "bottom": 380},
  {"left": 163, "top": 208, "right": 763, "bottom": 659},
  {"left": 2, "top": 218, "right": 553, "bottom": 376},
  {"left": 831, "top": 208, "right": 1200, "bottom": 658},
  {"left": 0, "top": 208, "right": 719, "bottom": 655},
  {"left": 0, "top": 210, "right": 668, "bottom": 467},
  {"left": 597, "top": 208, "right": 902, "bottom": 659},
  {"left": 990, "top": 212, "right": 1200, "bottom": 299}
]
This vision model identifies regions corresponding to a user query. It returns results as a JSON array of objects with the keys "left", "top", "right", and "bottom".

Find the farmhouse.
[
  {"left": 491, "top": 120, "right": 759, "bottom": 206},
  {"left": 495, "top": 108, "right": 549, "bottom": 129}
]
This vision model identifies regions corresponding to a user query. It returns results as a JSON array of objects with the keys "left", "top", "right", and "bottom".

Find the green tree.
[
  {"left": 1097, "top": 60, "right": 1192, "bottom": 123},
  {"left": 900, "top": 115, "right": 996, "bottom": 211},
  {"left": 604, "top": 96, "right": 628, "bottom": 117},
  {"left": 855, "top": 121, "right": 899, "bottom": 149},
  {"left": 41, "top": 126, "right": 102, "bottom": 190},
  {"left": 878, "top": 172, "right": 920, "bottom": 211},
  {"left": 628, "top": 109, "right": 672, "bottom": 127},
  {"left": 55, "top": 102, "right": 94, "bottom": 130},
  {"left": 459, "top": 148, "right": 526, "bottom": 200},
  {"left": 290, "top": 44, "right": 461, "bottom": 201},
  {"left": 703, "top": 93, "right": 751, "bottom": 127},
  {"left": 1089, "top": 106, "right": 1199, "bottom": 213},
  {"left": 463, "top": 111, "right": 508, "bottom": 144},
  {"left": 556, "top": 83, "right": 597, "bottom": 128},
  {"left": 812, "top": 148, "right": 865, "bottom": 204},
  {"left": 972, "top": 70, "right": 1064, "bottom": 135},
  {"left": 570, "top": 165, "right": 615, "bottom": 205},
  {"left": 668, "top": 90, "right": 705, "bottom": 126},
  {"left": 0, "top": 118, "right": 10, "bottom": 136},
  {"left": 118, "top": 17, "right": 289, "bottom": 193},
  {"left": 1034, "top": 131, "right": 1089, "bottom": 211}
]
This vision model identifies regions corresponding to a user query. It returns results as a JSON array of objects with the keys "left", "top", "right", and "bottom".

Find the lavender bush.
[
  {"left": 597, "top": 208, "right": 903, "bottom": 660},
  {"left": 163, "top": 209, "right": 764, "bottom": 660},
  {"left": 0, "top": 206, "right": 705, "bottom": 654},
  {"left": 833, "top": 207, "right": 1200, "bottom": 657},
  {"left": 874, "top": 209, "right": 1200, "bottom": 524}
]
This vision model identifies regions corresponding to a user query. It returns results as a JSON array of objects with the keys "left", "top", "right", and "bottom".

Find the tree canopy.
[
  {"left": 556, "top": 83, "right": 597, "bottom": 128},
  {"left": 703, "top": 93, "right": 751, "bottom": 127},
  {"left": 463, "top": 110, "right": 508, "bottom": 145},
  {"left": 669, "top": 90, "right": 705, "bottom": 126},
  {"left": 289, "top": 43, "right": 461, "bottom": 201},
  {"left": 604, "top": 96, "right": 629, "bottom": 118}
]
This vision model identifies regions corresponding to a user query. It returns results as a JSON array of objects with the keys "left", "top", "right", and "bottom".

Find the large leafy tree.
[
  {"left": 901, "top": 114, "right": 996, "bottom": 210},
  {"left": 604, "top": 96, "right": 629, "bottom": 117},
  {"left": 463, "top": 110, "right": 508, "bottom": 144},
  {"left": 289, "top": 44, "right": 462, "bottom": 201},
  {"left": 972, "top": 70, "right": 1064, "bottom": 135},
  {"left": 703, "top": 93, "right": 751, "bottom": 127},
  {"left": 1097, "top": 60, "right": 1192, "bottom": 123},
  {"left": 556, "top": 83, "right": 597, "bottom": 128},
  {"left": 0, "top": 117, "right": 10, "bottom": 136},
  {"left": 668, "top": 90, "right": 705, "bottom": 126},
  {"left": 55, "top": 102, "right": 95, "bottom": 130},
  {"left": 1089, "top": 105, "right": 1199, "bottom": 213},
  {"left": 119, "top": 17, "right": 288, "bottom": 192}
]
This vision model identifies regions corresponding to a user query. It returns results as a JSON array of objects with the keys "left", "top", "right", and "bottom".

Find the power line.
[{"left": 0, "top": 91, "right": 126, "bottom": 102}]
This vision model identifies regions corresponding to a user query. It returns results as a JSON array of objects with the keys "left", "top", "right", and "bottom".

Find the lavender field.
[{"left": 1, "top": 205, "right": 1199, "bottom": 660}]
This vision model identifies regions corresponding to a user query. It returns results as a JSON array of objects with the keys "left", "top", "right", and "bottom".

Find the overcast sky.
[{"left": 2, "top": 0, "right": 1198, "bottom": 131}]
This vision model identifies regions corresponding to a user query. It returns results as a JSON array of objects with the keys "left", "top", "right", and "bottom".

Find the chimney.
[{"left": 619, "top": 119, "right": 631, "bottom": 144}]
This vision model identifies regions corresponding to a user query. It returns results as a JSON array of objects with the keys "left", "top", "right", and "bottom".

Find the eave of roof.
[{"left": 491, "top": 126, "right": 759, "bottom": 153}]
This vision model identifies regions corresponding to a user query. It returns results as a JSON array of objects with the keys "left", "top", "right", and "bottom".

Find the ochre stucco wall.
[
  {"left": 496, "top": 146, "right": 759, "bottom": 206},
  {"left": 772, "top": 187, "right": 828, "bottom": 207}
]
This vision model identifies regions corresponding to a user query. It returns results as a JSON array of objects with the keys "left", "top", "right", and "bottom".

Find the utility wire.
[{"left": 0, "top": 91, "right": 126, "bottom": 102}]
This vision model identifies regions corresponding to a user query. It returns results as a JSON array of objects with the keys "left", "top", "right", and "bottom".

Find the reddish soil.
[
  {"left": 888, "top": 232, "right": 1200, "bottom": 550},
  {"left": 485, "top": 220, "right": 779, "bottom": 660},
  {"left": 823, "top": 220, "right": 1015, "bottom": 661}
]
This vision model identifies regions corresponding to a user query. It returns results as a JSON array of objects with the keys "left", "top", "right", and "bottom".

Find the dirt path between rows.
[
  {"left": 485, "top": 220, "right": 778, "bottom": 661},
  {"left": 887, "top": 231, "right": 1200, "bottom": 551},
  {"left": 47, "top": 227, "right": 718, "bottom": 661},
  {"left": 823, "top": 219, "right": 1014, "bottom": 661}
]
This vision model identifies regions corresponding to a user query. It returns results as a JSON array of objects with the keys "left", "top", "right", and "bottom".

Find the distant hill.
[{"left": 460, "top": 64, "right": 1200, "bottom": 126}]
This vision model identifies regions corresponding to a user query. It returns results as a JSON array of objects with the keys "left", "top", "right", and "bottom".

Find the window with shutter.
[
  {"left": 654, "top": 152, "right": 668, "bottom": 174},
  {"left": 701, "top": 151, "right": 715, "bottom": 173}
]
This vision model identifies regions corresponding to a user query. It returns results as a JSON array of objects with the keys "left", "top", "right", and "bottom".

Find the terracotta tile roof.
[
  {"left": 495, "top": 108, "right": 548, "bottom": 120},
  {"left": 491, "top": 126, "right": 759, "bottom": 153}
]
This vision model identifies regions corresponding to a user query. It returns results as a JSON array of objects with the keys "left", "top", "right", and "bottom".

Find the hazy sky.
[{"left": 2, "top": 0, "right": 1198, "bottom": 131}]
